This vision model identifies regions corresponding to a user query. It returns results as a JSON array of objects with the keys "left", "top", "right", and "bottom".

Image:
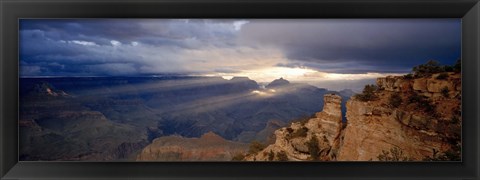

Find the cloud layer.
[
  {"left": 239, "top": 19, "right": 461, "bottom": 73},
  {"left": 20, "top": 19, "right": 460, "bottom": 79}
]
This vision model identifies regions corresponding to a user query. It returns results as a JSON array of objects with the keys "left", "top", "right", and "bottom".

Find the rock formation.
[
  {"left": 137, "top": 132, "right": 248, "bottom": 161},
  {"left": 244, "top": 94, "right": 344, "bottom": 161},
  {"left": 245, "top": 72, "right": 461, "bottom": 161},
  {"left": 338, "top": 72, "right": 461, "bottom": 161}
]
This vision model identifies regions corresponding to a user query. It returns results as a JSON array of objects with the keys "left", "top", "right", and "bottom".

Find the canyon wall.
[
  {"left": 244, "top": 94, "right": 343, "bottom": 161},
  {"left": 247, "top": 72, "right": 461, "bottom": 161},
  {"left": 338, "top": 72, "right": 461, "bottom": 160},
  {"left": 137, "top": 132, "right": 248, "bottom": 161}
]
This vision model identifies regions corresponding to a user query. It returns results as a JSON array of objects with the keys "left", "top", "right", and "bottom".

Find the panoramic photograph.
[{"left": 19, "top": 19, "right": 461, "bottom": 161}]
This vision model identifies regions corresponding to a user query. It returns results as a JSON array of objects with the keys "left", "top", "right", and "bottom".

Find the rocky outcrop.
[
  {"left": 377, "top": 72, "right": 461, "bottom": 100},
  {"left": 244, "top": 94, "right": 343, "bottom": 161},
  {"left": 338, "top": 72, "right": 461, "bottom": 161},
  {"left": 136, "top": 132, "right": 248, "bottom": 161},
  {"left": 376, "top": 76, "right": 412, "bottom": 92},
  {"left": 337, "top": 100, "right": 450, "bottom": 160},
  {"left": 245, "top": 72, "right": 461, "bottom": 161}
]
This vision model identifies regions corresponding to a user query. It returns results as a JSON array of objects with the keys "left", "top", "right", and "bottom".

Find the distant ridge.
[{"left": 266, "top": 77, "right": 290, "bottom": 89}]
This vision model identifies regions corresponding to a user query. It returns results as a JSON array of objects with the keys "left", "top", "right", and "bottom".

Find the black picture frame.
[{"left": 1, "top": 0, "right": 479, "bottom": 179}]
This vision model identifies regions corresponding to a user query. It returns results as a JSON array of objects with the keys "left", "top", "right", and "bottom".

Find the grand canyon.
[
  {"left": 19, "top": 61, "right": 461, "bottom": 161},
  {"left": 19, "top": 19, "right": 461, "bottom": 161}
]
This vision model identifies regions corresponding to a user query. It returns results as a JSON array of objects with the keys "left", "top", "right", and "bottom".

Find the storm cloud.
[
  {"left": 239, "top": 19, "right": 460, "bottom": 74},
  {"left": 20, "top": 19, "right": 460, "bottom": 77}
]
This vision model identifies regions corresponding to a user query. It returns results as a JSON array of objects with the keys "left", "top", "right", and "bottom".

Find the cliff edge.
[{"left": 245, "top": 71, "right": 461, "bottom": 161}]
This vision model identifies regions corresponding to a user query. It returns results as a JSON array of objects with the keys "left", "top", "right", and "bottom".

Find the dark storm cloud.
[
  {"left": 20, "top": 19, "right": 240, "bottom": 47},
  {"left": 240, "top": 19, "right": 461, "bottom": 74},
  {"left": 19, "top": 19, "right": 247, "bottom": 76},
  {"left": 19, "top": 19, "right": 461, "bottom": 77}
]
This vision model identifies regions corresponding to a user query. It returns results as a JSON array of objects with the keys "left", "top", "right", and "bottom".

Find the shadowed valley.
[{"left": 20, "top": 76, "right": 352, "bottom": 161}]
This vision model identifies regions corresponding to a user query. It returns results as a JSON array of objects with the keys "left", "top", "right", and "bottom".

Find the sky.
[{"left": 19, "top": 19, "right": 461, "bottom": 90}]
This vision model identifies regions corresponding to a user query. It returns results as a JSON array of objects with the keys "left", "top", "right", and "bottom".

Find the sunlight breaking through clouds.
[
  {"left": 206, "top": 66, "right": 402, "bottom": 83},
  {"left": 20, "top": 19, "right": 461, "bottom": 91}
]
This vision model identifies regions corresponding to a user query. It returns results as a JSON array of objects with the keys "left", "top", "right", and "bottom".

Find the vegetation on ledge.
[{"left": 355, "top": 84, "right": 378, "bottom": 102}]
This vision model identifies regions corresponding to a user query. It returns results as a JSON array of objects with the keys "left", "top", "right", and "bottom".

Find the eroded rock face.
[
  {"left": 337, "top": 99, "right": 450, "bottom": 161},
  {"left": 338, "top": 72, "right": 461, "bottom": 161},
  {"left": 246, "top": 72, "right": 460, "bottom": 162},
  {"left": 377, "top": 76, "right": 412, "bottom": 92},
  {"left": 136, "top": 132, "right": 248, "bottom": 161},
  {"left": 413, "top": 78, "right": 428, "bottom": 92},
  {"left": 379, "top": 72, "right": 461, "bottom": 101},
  {"left": 245, "top": 94, "right": 343, "bottom": 161},
  {"left": 321, "top": 94, "right": 342, "bottom": 117}
]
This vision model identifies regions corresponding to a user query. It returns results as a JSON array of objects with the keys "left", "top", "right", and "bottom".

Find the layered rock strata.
[
  {"left": 244, "top": 94, "right": 343, "bottom": 161},
  {"left": 137, "top": 132, "right": 248, "bottom": 161},
  {"left": 246, "top": 72, "right": 461, "bottom": 161},
  {"left": 338, "top": 72, "right": 461, "bottom": 160}
]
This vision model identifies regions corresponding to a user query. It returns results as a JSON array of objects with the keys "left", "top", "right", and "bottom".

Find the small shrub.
[
  {"left": 408, "top": 93, "right": 436, "bottom": 113},
  {"left": 443, "top": 150, "right": 461, "bottom": 161},
  {"left": 231, "top": 153, "right": 245, "bottom": 161},
  {"left": 445, "top": 137, "right": 461, "bottom": 161},
  {"left": 443, "top": 65, "right": 454, "bottom": 72},
  {"left": 423, "top": 146, "right": 461, "bottom": 161},
  {"left": 451, "top": 116, "right": 460, "bottom": 124},
  {"left": 267, "top": 150, "right": 275, "bottom": 161},
  {"left": 436, "top": 72, "right": 449, "bottom": 80},
  {"left": 453, "top": 59, "right": 461, "bottom": 72},
  {"left": 424, "top": 103, "right": 437, "bottom": 114},
  {"left": 388, "top": 93, "right": 402, "bottom": 108},
  {"left": 377, "top": 147, "right": 412, "bottom": 161},
  {"left": 408, "top": 93, "right": 424, "bottom": 104},
  {"left": 355, "top": 84, "right": 378, "bottom": 102},
  {"left": 248, "top": 141, "right": 266, "bottom": 154},
  {"left": 441, "top": 87, "right": 449, "bottom": 98},
  {"left": 276, "top": 151, "right": 289, "bottom": 161},
  {"left": 306, "top": 135, "right": 320, "bottom": 160},
  {"left": 412, "top": 60, "right": 445, "bottom": 77},
  {"left": 403, "top": 73, "right": 414, "bottom": 79},
  {"left": 289, "top": 127, "right": 308, "bottom": 139},
  {"left": 423, "top": 148, "right": 442, "bottom": 161}
]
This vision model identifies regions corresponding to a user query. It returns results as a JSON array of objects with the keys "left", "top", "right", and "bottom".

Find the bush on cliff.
[
  {"left": 276, "top": 151, "right": 289, "bottom": 161},
  {"left": 408, "top": 93, "right": 436, "bottom": 114},
  {"left": 453, "top": 59, "right": 461, "bottom": 72},
  {"left": 377, "top": 147, "right": 412, "bottom": 161},
  {"left": 412, "top": 60, "right": 444, "bottom": 77},
  {"left": 267, "top": 150, "right": 275, "bottom": 161},
  {"left": 412, "top": 59, "right": 461, "bottom": 78},
  {"left": 436, "top": 72, "right": 449, "bottom": 80},
  {"left": 423, "top": 145, "right": 461, "bottom": 161},
  {"left": 306, "top": 135, "right": 320, "bottom": 160},
  {"left": 441, "top": 87, "right": 450, "bottom": 98},
  {"left": 289, "top": 127, "right": 309, "bottom": 139},
  {"left": 248, "top": 141, "right": 266, "bottom": 154},
  {"left": 403, "top": 73, "right": 414, "bottom": 79},
  {"left": 355, "top": 84, "right": 378, "bottom": 102},
  {"left": 388, "top": 93, "right": 403, "bottom": 108}
]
